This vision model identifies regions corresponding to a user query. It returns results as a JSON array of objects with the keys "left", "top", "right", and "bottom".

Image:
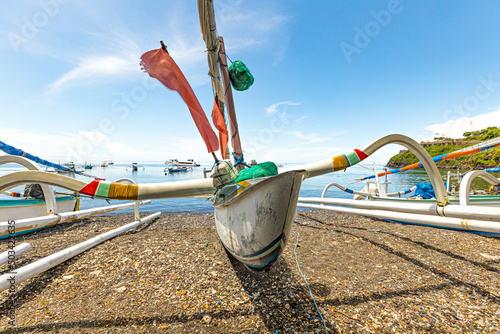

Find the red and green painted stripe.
[
  {"left": 333, "top": 149, "right": 368, "bottom": 171},
  {"left": 79, "top": 179, "right": 139, "bottom": 200}
]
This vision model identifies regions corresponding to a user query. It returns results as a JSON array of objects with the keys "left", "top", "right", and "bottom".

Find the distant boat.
[
  {"left": 164, "top": 159, "right": 200, "bottom": 167},
  {"left": 100, "top": 160, "right": 114, "bottom": 167},
  {"left": 164, "top": 166, "right": 188, "bottom": 174},
  {"left": 84, "top": 162, "right": 92, "bottom": 169},
  {"left": 132, "top": 162, "right": 138, "bottom": 171}
]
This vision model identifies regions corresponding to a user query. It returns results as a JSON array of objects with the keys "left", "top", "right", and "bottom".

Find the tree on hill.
[
  {"left": 387, "top": 126, "right": 500, "bottom": 169},
  {"left": 463, "top": 127, "right": 500, "bottom": 140}
]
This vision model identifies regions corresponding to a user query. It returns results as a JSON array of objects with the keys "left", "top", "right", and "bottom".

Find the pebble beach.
[{"left": 1, "top": 210, "right": 499, "bottom": 333}]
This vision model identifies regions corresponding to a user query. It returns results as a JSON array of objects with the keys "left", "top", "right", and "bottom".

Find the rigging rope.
[
  {"left": 293, "top": 230, "right": 329, "bottom": 333},
  {"left": 231, "top": 151, "right": 250, "bottom": 168}
]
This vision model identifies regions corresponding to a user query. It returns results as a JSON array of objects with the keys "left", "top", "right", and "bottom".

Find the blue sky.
[{"left": 1, "top": 0, "right": 500, "bottom": 165}]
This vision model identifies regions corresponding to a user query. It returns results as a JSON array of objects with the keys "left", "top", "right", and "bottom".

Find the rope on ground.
[{"left": 293, "top": 230, "right": 329, "bottom": 333}]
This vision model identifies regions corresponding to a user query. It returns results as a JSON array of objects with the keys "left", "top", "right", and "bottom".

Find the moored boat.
[
  {"left": 164, "top": 166, "right": 188, "bottom": 174},
  {"left": 165, "top": 159, "right": 200, "bottom": 167}
]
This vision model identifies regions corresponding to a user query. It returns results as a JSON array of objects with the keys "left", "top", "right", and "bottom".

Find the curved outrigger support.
[
  {"left": 281, "top": 134, "right": 449, "bottom": 206},
  {"left": 362, "top": 134, "right": 449, "bottom": 206},
  {"left": 460, "top": 171, "right": 500, "bottom": 206},
  {"left": 0, "top": 155, "right": 58, "bottom": 215},
  {"left": 321, "top": 182, "right": 417, "bottom": 199}
]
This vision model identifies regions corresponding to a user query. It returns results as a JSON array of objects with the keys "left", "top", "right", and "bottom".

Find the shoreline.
[{"left": 1, "top": 211, "right": 499, "bottom": 333}]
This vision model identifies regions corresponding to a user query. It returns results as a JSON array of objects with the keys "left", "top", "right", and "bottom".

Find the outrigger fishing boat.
[{"left": 297, "top": 138, "right": 500, "bottom": 236}]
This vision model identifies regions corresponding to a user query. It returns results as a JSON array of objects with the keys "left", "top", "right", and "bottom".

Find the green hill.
[{"left": 387, "top": 127, "right": 500, "bottom": 169}]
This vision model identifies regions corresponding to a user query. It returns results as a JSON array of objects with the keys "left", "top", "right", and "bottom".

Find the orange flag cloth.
[
  {"left": 211, "top": 97, "right": 228, "bottom": 159},
  {"left": 140, "top": 48, "right": 219, "bottom": 153}
]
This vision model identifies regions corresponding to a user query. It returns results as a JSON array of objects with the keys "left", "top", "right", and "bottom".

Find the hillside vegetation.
[{"left": 387, "top": 127, "right": 500, "bottom": 169}]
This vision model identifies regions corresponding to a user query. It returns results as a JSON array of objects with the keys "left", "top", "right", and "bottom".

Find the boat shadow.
[{"left": 226, "top": 248, "right": 337, "bottom": 333}]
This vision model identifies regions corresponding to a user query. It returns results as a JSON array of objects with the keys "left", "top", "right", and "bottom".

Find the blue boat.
[{"left": 164, "top": 166, "right": 188, "bottom": 175}]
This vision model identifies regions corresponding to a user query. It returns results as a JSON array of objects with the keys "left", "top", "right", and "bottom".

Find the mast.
[
  {"left": 198, "top": 0, "right": 244, "bottom": 167},
  {"left": 197, "top": 0, "right": 225, "bottom": 106},
  {"left": 218, "top": 36, "right": 244, "bottom": 170}
]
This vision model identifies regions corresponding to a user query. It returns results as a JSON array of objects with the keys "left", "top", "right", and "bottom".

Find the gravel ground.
[{"left": 1, "top": 210, "right": 499, "bottom": 333}]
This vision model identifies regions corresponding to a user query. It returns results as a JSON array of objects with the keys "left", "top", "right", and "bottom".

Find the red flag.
[
  {"left": 140, "top": 48, "right": 219, "bottom": 153},
  {"left": 211, "top": 97, "right": 228, "bottom": 159}
]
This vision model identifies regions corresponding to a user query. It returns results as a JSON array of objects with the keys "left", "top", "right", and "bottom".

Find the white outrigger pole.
[
  {"left": 297, "top": 202, "right": 500, "bottom": 236},
  {"left": 0, "top": 200, "right": 151, "bottom": 239},
  {"left": 0, "top": 212, "right": 161, "bottom": 293},
  {"left": 0, "top": 243, "right": 31, "bottom": 266}
]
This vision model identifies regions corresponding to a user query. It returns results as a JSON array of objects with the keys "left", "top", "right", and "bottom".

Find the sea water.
[{"left": 1, "top": 162, "right": 498, "bottom": 215}]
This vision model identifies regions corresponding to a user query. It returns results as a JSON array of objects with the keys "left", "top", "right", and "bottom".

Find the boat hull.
[
  {"left": 0, "top": 196, "right": 77, "bottom": 222},
  {"left": 213, "top": 170, "right": 307, "bottom": 270}
]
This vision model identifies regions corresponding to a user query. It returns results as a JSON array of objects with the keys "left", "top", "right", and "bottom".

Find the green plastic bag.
[
  {"left": 234, "top": 162, "right": 278, "bottom": 183},
  {"left": 228, "top": 60, "right": 254, "bottom": 91}
]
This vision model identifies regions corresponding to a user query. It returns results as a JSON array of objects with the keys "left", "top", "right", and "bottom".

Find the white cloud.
[
  {"left": 0, "top": 126, "right": 78, "bottom": 162},
  {"left": 49, "top": 55, "right": 138, "bottom": 93},
  {"left": 0, "top": 124, "right": 220, "bottom": 165},
  {"left": 266, "top": 101, "right": 301, "bottom": 114},
  {"left": 425, "top": 110, "right": 500, "bottom": 140},
  {"left": 278, "top": 130, "right": 343, "bottom": 144},
  {"left": 45, "top": 31, "right": 147, "bottom": 94}
]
